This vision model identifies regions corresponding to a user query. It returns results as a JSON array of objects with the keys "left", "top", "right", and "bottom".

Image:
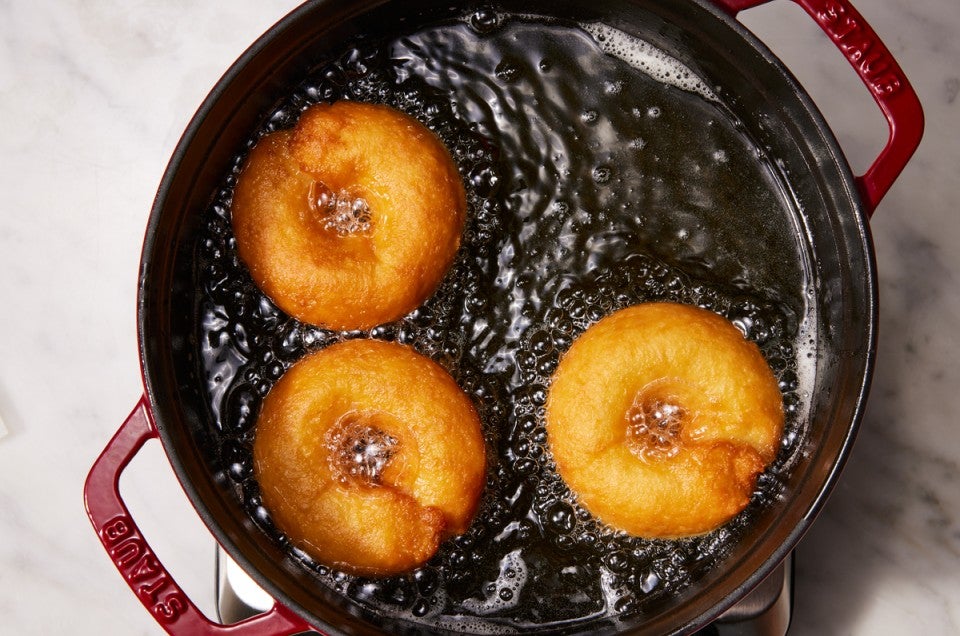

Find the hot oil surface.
[{"left": 196, "top": 11, "right": 812, "bottom": 634}]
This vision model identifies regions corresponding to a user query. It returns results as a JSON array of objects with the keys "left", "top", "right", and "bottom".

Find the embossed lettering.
[
  {"left": 99, "top": 515, "right": 189, "bottom": 625},
  {"left": 110, "top": 538, "right": 143, "bottom": 568},
  {"left": 130, "top": 554, "right": 162, "bottom": 583},
  {"left": 859, "top": 51, "right": 889, "bottom": 76},
  {"left": 101, "top": 517, "right": 132, "bottom": 545},
  {"left": 153, "top": 594, "right": 187, "bottom": 623},
  {"left": 813, "top": 0, "right": 902, "bottom": 97},
  {"left": 833, "top": 16, "right": 859, "bottom": 40},
  {"left": 138, "top": 576, "right": 169, "bottom": 602},
  {"left": 816, "top": 0, "right": 844, "bottom": 26},
  {"left": 873, "top": 75, "right": 902, "bottom": 95},
  {"left": 838, "top": 29, "right": 872, "bottom": 62}
]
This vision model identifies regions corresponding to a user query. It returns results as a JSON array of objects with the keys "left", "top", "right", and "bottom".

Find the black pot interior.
[{"left": 139, "top": 0, "right": 874, "bottom": 633}]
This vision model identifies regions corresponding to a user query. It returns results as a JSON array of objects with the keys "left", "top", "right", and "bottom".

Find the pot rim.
[{"left": 137, "top": 1, "right": 879, "bottom": 633}]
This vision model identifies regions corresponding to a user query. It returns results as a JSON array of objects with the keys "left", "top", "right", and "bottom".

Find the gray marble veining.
[{"left": 1, "top": 0, "right": 958, "bottom": 633}]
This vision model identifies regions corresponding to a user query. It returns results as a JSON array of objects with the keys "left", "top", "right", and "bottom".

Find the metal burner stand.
[{"left": 215, "top": 547, "right": 791, "bottom": 635}]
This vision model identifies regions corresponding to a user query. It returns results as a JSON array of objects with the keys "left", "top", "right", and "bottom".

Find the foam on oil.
[
  {"left": 194, "top": 9, "right": 818, "bottom": 633},
  {"left": 580, "top": 22, "right": 719, "bottom": 102}
]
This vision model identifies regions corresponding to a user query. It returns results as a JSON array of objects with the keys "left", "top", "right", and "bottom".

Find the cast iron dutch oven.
[{"left": 85, "top": 0, "right": 922, "bottom": 633}]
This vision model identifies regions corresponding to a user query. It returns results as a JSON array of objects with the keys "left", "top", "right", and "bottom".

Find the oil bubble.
[
  {"left": 468, "top": 7, "right": 500, "bottom": 34},
  {"left": 223, "top": 383, "right": 259, "bottom": 433},
  {"left": 495, "top": 59, "right": 521, "bottom": 83},
  {"left": 592, "top": 165, "right": 612, "bottom": 184},
  {"left": 546, "top": 501, "right": 576, "bottom": 533}
]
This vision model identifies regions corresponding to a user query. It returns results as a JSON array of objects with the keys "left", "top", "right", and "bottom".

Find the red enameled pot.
[{"left": 85, "top": 0, "right": 922, "bottom": 633}]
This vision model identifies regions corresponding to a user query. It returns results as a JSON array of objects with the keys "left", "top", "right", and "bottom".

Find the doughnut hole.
[
  {"left": 307, "top": 180, "right": 372, "bottom": 237},
  {"left": 325, "top": 410, "right": 417, "bottom": 487},
  {"left": 545, "top": 303, "right": 784, "bottom": 538},
  {"left": 625, "top": 378, "right": 694, "bottom": 462}
]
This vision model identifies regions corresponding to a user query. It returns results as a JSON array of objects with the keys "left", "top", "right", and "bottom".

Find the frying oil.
[{"left": 196, "top": 9, "right": 816, "bottom": 633}]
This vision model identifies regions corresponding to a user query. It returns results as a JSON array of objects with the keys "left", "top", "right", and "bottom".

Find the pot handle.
[
  {"left": 712, "top": 0, "right": 924, "bottom": 215},
  {"left": 83, "top": 396, "right": 314, "bottom": 635}
]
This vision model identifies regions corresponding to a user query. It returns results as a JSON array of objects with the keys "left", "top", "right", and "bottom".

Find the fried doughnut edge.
[
  {"left": 545, "top": 302, "right": 785, "bottom": 538},
  {"left": 253, "top": 339, "right": 487, "bottom": 576},
  {"left": 232, "top": 101, "right": 467, "bottom": 330}
]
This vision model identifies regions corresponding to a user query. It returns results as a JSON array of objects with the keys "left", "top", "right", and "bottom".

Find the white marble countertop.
[{"left": 1, "top": 0, "right": 957, "bottom": 633}]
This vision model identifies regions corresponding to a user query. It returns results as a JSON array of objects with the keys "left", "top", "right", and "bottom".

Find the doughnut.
[
  {"left": 545, "top": 303, "right": 784, "bottom": 538},
  {"left": 232, "top": 101, "right": 467, "bottom": 330},
  {"left": 253, "top": 339, "right": 486, "bottom": 576}
]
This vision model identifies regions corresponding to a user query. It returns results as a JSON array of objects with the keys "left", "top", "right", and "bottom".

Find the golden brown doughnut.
[
  {"left": 232, "top": 101, "right": 467, "bottom": 330},
  {"left": 253, "top": 339, "right": 486, "bottom": 576},
  {"left": 545, "top": 303, "right": 784, "bottom": 538}
]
